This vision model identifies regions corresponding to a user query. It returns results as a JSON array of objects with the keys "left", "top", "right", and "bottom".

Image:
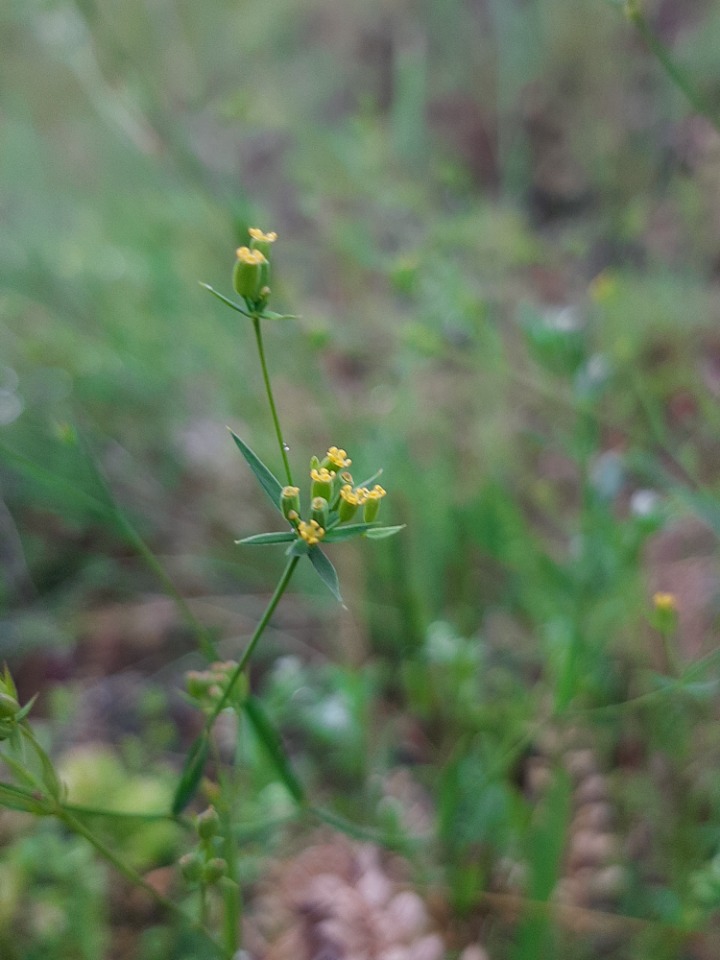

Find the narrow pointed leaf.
[
  {"left": 235, "top": 531, "right": 296, "bottom": 546},
  {"left": 363, "top": 525, "right": 406, "bottom": 540},
  {"left": 354, "top": 468, "right": 384, "bottom": 489},
  {"left": 15, "top": 695, "right": 38, "bottom": 723},
  {"left": 243, "top": 697, "right": 306, "bottom": 805},
  {"left": 228, "top": 431, "right": 284, "bottom": 511},
  {"left": 287, "top": 539, "right": 309, "bottom": 557},
  {"left": 0, "top": 751, "right": 42, "bottom": 792},
  {"left": 199, "top": 283, "right": 252, "bottom": 318},
  {"left": 172, "top": 734, "right": 210, "bottom": 815},
  {"left": 0, "top": 782, "right": 53, "bottom": 815},
  {"left": 323, "top": 522, "right": 379, "bottom": 543},
  {"left": 259, "top": 310, "right": 298, "bottom": 321},
  {"left": 308, "top": 547, "right": 342, "bottom": 602}
]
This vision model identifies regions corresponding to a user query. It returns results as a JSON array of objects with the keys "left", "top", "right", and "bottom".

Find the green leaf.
[
  {"left": 363, "top": 525, "right": 406, "bottom": 540},
  {"left": 287, "top": 540, "right": 309, "bottom": 557},
  {"left": 172, "top": 734, "right": 210, "bottom": 815},
  {"left": 323, "top": 522, "right": 380, "bottom": 543},
  {"left": 235, "top": 531, "right": 296, "bottom": 546},
  {"left": 0, "top": 781, "right": 53, "bottom": 815},
  {"left": 354, "top": 468, "right": 384, "bottom": 489},
  {"left": 228, "top": 431, "right": 284, "bottom": 511},
  {"left": 15, "top": 695, "right": 38, "bottom": 723},
  {"left": 0, "top": 750, "right": 42, "bottom": 792},
  {"left": 199, "top": 283, "right": 253, "bottom": 318},
  {"left": 259, "top": 310, "right": 298, "bottom": 321},
  {"left": 243, "top": 697, "right": 306, "bottom": 805},
  {"left": 0, "top": 442, "right": 118, "bottom": 528},
  {"left": 308, "top": 548, "right": 342, "bottom": 602}
]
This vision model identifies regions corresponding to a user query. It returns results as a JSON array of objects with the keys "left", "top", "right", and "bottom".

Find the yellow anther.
[
  {"left": 235, "top": 246, "right": 267, "bottom": 265},
  {"left": 325, "top": 446, "right": 352, "bottom": 470},
  {"left": 340, "top": 484, "right": 361, "bottom": 506},
  {"left": 298, "top": 519, "right": 325, "bottom": 546},
  {"left": 248, "top": 228, "right": 278, "bottom": 244},
  {"left": 311, "top": 467, "right": 334, "bottom": 484}
]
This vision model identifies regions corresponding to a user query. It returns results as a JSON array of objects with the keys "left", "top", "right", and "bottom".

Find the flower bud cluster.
[
  {"left": 232, "top": 227, "right": 278, "bottom": 313},
  {"left": 279, "top": 446, "right": 388, "bottom": 548},
  {"left": 186, "top": 661, "right": 247, "bottom": 713},
  {"left": 179, "top": 805, "right": 228, "bottom": 887}
]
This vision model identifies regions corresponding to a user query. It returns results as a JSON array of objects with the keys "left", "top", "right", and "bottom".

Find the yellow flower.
[
  {"left": 298, "top": 519, "right": 325, "bottom": 546},
  {"left": 235, "top": 246, "right": 267, "bottom": 266},
  {"left": 310, "top": 467, "right": 334, "bottom": 484},
  {"left": 248, "top": 228, "right": 278, "bottom": 244},
  {"left": 324, "top": 446, "right": 352, "bottom": 471},
  {"left": 339, "top": 484, "right": 361, "bottom": 507}
]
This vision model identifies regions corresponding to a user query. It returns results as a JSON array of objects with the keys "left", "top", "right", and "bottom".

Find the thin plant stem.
[
  {"left": 220, "top": 750, "right": 242, "bottom": 957},
  {"left": 207, "top": 556, "right": 300, "bottom": 725},
  {"left": 624, "top": 3, "right": 720, "bottom": 135},
  {"left": 252, "top": 315, "right": 293, "bottom": 486},
  {"left": 58, "top": 808, "right": 225, "bottom": 957}
]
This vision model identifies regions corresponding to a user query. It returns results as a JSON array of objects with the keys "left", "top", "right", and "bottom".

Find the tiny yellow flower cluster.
[
  {"left": 298, "top": 519, "right": 324, "bottom": 546},
  {"left": 278, "top": 445, "right": 388, "bottom": 546},
  {"left": 340, "top": 483, "right": 386, "bottom": 506}
]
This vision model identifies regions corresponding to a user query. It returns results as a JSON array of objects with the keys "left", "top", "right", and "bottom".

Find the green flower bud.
[
  {"left": 338, "top": 485, "right": 360, "bottom": 523},
  {"left": 196, "top": 805, "right": 220, "bottom": 841},
  {"left": 233, "top": 246, "right": 268, "bottom": 302},
  {"left": 179, "top": 852, "right": 204, "bottom": 883},
  {"left": 362, "top": 485, "right": 386, "bottom": 523},
  {"left": 281, "top": 486, "right": 301, "bottom": 522},
  {"left": 202, "top": 857, "right": 227, "bottom": 885},
  {"left": 186, "top": 670, "right": 212, "bottom": 699},
  {"left": 311, "top": 496, "right": 329, "bottom": 528},
  {"left": 310, "top": 467, "right": 333, "bottom": 502},
  {"left": 0, "top": 691, "right": 20, "bottom": 720}
]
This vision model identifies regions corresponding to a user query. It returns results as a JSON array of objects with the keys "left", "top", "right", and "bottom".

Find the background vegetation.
[{"left": 3, "top": 0, "right": 720, "bottom": 957}]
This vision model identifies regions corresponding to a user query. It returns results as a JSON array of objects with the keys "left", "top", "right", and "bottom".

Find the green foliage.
[{"left": 4, "top": 0, "right": 720, "bottom": 957}]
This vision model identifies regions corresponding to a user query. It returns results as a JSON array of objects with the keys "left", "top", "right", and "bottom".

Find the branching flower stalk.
[
  {"left": 175, "top": 229, "right": 403, "bottom": 817},
  {"left": 0, "top": 228, "right": 404, "bottom": 958}
]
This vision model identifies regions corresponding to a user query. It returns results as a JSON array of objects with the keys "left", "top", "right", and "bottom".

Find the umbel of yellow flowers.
[{"left": 279, "top": 446, "right": 387, "bottom": 546}]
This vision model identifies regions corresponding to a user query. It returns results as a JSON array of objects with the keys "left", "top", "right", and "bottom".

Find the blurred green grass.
[{"left": 4, "top": 0, "right": 720, "bottom": 956}]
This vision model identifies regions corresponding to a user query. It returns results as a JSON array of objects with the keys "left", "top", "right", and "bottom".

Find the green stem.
[
  {"left": 58, "top": 808, "right": 225, "bottom": 956},
  {"left": 625, "top": 4, "right": 720, "bottom": 135},
  {"left": 252, "top": 315, "right": 293, "bottom": 486},
  {"left": 207, "top": 556, "right": 299, "bottom": 725}
]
